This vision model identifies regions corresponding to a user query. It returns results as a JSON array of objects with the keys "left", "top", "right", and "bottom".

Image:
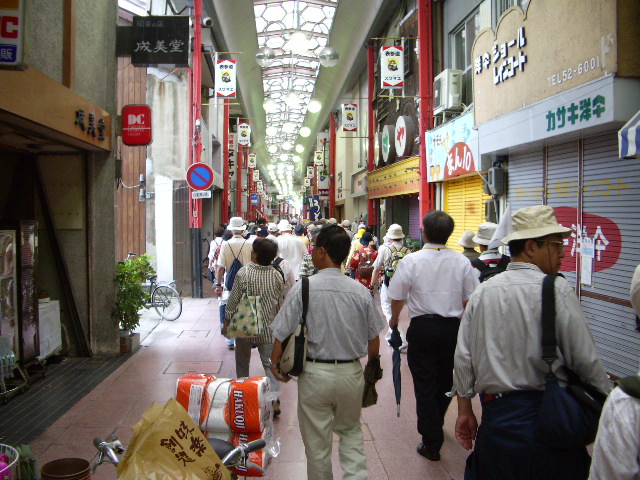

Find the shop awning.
[{"left": 619, "top": 109, "right": 640, "bottom": 158}]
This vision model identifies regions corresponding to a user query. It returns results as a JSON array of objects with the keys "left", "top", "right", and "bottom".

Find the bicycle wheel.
[{"left": 152, "top": 285, "right": 182, "bottom": 321}]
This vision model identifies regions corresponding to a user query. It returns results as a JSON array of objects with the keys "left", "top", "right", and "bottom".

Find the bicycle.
[
  {"left": 124, "top": 253, "right": 183, "bottom": 321},
  {"left": 144, "top": 274, "right": 182, "bottom": 321},
  {"left": 93, "top": 433, "right": 267, "bottom": 479}
]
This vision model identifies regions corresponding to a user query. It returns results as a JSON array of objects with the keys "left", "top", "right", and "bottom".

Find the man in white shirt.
[
  {"left": 276, "top": 220, "right": 307, "bottom": 281},
  {"left": 387, "top": 211, "right": 479, "bottom": 462},
  {"left": 341, "top": 219, "right": 354, "bottom": 240},
  {"left": 207, "top": 226, "right": 226, "bottom": 268},
  {"left": 451, "top": 205, "right": 610, "bottom": 479},
  {"left": 214, "top": 217, "right": 254, "bottom": 349},
  {"left": 370, "top": 224, "right": 409, "bottom": 349}
]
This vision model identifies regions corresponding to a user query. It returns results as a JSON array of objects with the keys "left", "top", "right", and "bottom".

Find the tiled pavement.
[{"left": 11, "top": 293, "right": 478, "bottom": 479}]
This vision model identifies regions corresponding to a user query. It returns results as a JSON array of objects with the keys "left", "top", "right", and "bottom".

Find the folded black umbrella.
[
  {"left": 389, "top": 327, "right": 403, "bottom": 417},
  {"left": 362, "top": 355, "right": 383, "bottom": 408}
]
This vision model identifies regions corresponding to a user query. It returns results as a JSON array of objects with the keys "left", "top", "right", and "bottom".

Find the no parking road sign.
[{"left": 186, "top": 163, "right": 214, "bottom": 191}]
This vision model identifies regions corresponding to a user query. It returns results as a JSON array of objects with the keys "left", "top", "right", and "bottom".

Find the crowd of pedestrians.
[{"left": 207, "top": 207, "right": 636, "bottom": 480}]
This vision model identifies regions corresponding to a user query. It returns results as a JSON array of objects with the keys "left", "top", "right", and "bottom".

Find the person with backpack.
[
  {"left": 349, "top": 232, "right": 378, "bottom": 290},
  {"left": 469, "top": 222, "right": 511, "bottom": 283},
  {"left": 214, "top": 217, "right": 253, "bottom": 350},
  {"left": 223, "top": 238, "right": 286, "bottom": 416},
  {"left": 370, "top": 224, "right": 410, "bottom": 350},
  {"left": 387, "top": 211, "right": 479, "bottom": 462}
]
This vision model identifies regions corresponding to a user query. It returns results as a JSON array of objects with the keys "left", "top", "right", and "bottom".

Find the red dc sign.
[{"left": 122, "top": 104, "right": 152, "bottom": 146}]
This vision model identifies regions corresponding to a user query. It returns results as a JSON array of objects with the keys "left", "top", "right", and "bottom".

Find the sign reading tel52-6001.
[{"left": 122, "top": 104, "right": 152, "bottom": 146}]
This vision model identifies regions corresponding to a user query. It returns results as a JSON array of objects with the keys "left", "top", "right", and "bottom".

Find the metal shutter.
[
  {"left": 581, "top": 131, "right": 640, "bottom": 378},
  {"left": 408, "top": 196, "right": 421, "bottom": 241},
  {"left": 391, "top": 197, "right": 410, "bottom": 239},
  {"left": 506, "top": 150, "right": 544, "bottom": 211},
  {"left": 444, "top": 175, "right": 489, "bottom": 251},
  {"left": 546, "top": 142, "right": 580, "bottom": 287}
]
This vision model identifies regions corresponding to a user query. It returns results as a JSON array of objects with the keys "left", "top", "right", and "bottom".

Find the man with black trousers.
[{"left": 387, "top": 210, "right": 479, "bottom": 461}]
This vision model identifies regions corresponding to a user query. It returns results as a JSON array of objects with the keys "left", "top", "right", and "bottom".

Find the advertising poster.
[
  {"left": 237, "top": 122, "right": 251, "bottom": 146},
  {"left": 380, "top": 46, "right": 404, "bottom": 89},
  {"left": 425, "top": 111, "right": 479, "bottom": 183},
  {"left": 342, "top": 104, "right": 357, "bottom": 131},
  {"left": 215, "top": 59, "right": 237, "bottom": 97},
  {"left": 247, "top": 153, "right": 256, "bottom": 168}
]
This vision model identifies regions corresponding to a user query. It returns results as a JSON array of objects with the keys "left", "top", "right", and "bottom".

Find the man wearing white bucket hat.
[
  {"left": 214, "top": 217, "right": 253, "bottom": 350},
  {"left": 469, "top": 222, "right": 511, "bottom": 283},
  {"left": 457, "top": 230, "right": 480, "bottom": 260},
  {"left": 277, "top": 219, "right": 307, "bottom": 280},
  {"left": 451, "top": 205, "right": 611, "bottom": 479},
  {"left": 370, "top": 224, "right": 409, "bottom": 350}
]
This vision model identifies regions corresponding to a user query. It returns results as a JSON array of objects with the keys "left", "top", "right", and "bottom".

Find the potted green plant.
[
  {"left": 113, "top": 254, "right": 155, "bottom": 335},
  {"left": 404, "top": 235, "right": 422, "bottom": 252}
]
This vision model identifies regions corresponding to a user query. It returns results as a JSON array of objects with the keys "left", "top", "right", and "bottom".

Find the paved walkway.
[{"left": 29, "top": 294, "right": 475, "bottom": 479}]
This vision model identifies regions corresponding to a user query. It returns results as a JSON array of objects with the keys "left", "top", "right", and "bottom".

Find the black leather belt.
[{"left": 306, "top": 357, "right": 358, "bottom": 364}]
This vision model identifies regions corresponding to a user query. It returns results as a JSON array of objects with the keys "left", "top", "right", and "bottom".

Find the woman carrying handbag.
[{"left": 223, "top": 238, "right": 286, "bottom": 416}]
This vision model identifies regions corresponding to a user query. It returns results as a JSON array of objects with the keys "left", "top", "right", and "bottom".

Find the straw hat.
[
  {"left": 386, "top": 224, "right": 405, "bottom": 239},
  {"left": 457, "top": 230, "right": 478, "bottom": 248},
  {"left": 472, "top": 222, "right": 498, "bottom": 246},
  {"left": 277, "top": 220, "right": 293, "bottom": 232},
  {"left": 501, "top": 205, "right": 571, "bottom": 243},
  {"left": 227, "top": 217, "right": 246, "bottom": 232}
]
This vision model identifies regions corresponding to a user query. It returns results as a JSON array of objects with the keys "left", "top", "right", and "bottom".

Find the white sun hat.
[
  {"left": 227, "top": 216, "right": 246, "bottom": 232},
  {"left": 457, "top": 230, "right": 478, "bottom": 248},
  {"left": 501, "top": 205, "right": 571, "bottom": 243},
  {"left": 386, "top": 224, "right": 405, "bottom": 239},
  {"left": 472, "top": 222, "right": 498, "bottom": 246}
]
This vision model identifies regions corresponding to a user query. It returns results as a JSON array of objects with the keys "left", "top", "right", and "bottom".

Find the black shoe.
[{"left": 417, "top": 443, "right": 440, "bottom": 461}]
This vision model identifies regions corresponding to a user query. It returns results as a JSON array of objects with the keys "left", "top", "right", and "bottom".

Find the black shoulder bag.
[
  {"left": 278, "top": 276, "right": 309, "bottom": 376},
  {"left": 537, "top": 274, "right": 607, "bottom": 447}
]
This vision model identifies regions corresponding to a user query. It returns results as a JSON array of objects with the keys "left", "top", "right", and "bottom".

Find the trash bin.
[{"left": 40, "top": 458, "right": 91, "bottom": 480}]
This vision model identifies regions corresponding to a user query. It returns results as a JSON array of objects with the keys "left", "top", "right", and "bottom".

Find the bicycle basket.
[{"left": 0, "top": 444, "right": 19, "bottom": 480}]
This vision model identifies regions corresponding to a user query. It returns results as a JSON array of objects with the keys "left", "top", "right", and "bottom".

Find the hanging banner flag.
[
  {"left": 252, "top": 169, "right": 260, "bottom": 181},
  {"left": 342, "top": 104, "right": 358, "bottom": 132},
  {"left": 228, "top": 132, "right": 236, "bottom": 152},
  {"left": 237, "top": 123, "right": 251, "bottom": 146},
  {"left": 303, "top": 178, "right": 311, "bottom": 187},
  {"left": 314, "top": 150, "right": 324, "bottom": 166},
  {"left": 247, "top": 153, "right": 256, "bottom": 168},
  {"left": 380, "top": 46, "right": 404, "bottom": 89},
  {"left": 256, "top": 180, "right": 263, "bottom": 192},
  {"left": 317, "top": 170, "right": 329, "bottom": 199},
  {"left": 306, "top": 166, "right": 315, "bottom": 178},
  {"left": 216, "top": 59, "right": 237, "bottom": 97}
]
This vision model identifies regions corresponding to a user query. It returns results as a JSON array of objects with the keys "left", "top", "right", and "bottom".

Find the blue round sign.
[{"left": 186, "top": 163, "right": 214, "bottom": 190}]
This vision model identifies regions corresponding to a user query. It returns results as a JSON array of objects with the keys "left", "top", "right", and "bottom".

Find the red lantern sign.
[{"left": 122, "top": 104, "right": 152, "bottom": 146}]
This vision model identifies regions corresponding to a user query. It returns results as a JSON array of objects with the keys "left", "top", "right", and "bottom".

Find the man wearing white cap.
[
  {"left": 590, "top": 264, "right": 640, "bottom": 479},
  {"left": 370, "top": 224, "right": 409, "bottom": 350},
  {"left": 341, "top": 219, "right": 354, "bottom": 240},
  {"left": 469, "top": 222, "right": 511, "bottom": 282},
  {"left": 457, "top": 230, "right": 480, "bottom": 260},
  {"left": 267, "top": 223, "right": 279, "bottom": 242},
  {"left": 277, "top": 219, "right": 307, "bottom": 280},
  {"left": 451, "top": 205, "right": 611, "bottom": 478},
  {"left": 214, "top": 217, "right": 253, "bottom": 349}
]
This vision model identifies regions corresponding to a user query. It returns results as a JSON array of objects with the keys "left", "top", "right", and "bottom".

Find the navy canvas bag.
[{"left": 224, "top": 240, "right": 247, "bottom": 291}]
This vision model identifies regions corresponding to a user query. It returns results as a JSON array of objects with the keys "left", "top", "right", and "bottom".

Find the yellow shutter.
[{"left": 443, "top": 175, "right": 491, "bottom": 251}]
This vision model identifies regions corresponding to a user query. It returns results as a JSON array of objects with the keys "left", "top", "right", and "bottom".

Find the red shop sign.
[
  {"left": 445, "top": 142, "right": 476, "bottom": 179},
  {"left": 122, "top": 104, "right": 152, "bottom": 146},
  {"left": 554, "top": 206, "right": 622, "bottom": 273}
]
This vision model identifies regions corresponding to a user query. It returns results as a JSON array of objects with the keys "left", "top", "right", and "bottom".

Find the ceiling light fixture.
[
  {"left": 268, "top": 145, "right": 278, "bottom": 154},
  {"left": 295, "top": 144, "right": 305, "bottom": 153},
  {"left": 318, "top": 46, "right": 339, "bottom": 67},
  {"left": 282, "top": 141, "right": 293, "bottom": 151},
  {"left": 299, "top": 127, "right": 311, "bottom": 137},
  {"left": 307, "top": 99, "right": 322, "bottom": 113},
  {"left": 292, "top": 155, "right": 301, "bottom": 163},
  {"left": 255, "top": 46, "right": 276, "bottom": 67}
]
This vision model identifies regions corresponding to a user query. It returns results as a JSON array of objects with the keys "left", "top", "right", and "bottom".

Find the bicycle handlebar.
[{"left": 93, "top": 437, "right": 121, "bottom": 465}]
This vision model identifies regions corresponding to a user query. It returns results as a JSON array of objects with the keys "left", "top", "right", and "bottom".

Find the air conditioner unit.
[{"left": 433, "top": 69, "right": 462, "bottom": 115}]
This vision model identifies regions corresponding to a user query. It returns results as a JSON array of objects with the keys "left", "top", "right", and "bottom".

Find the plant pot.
[{"left": 119, "top": 330, "right": 140, "bottom": 353}]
